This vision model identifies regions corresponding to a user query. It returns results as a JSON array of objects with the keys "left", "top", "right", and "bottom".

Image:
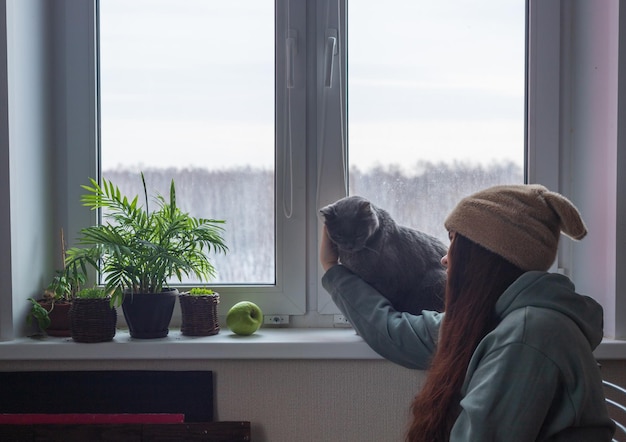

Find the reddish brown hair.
[{"left": 406, "top": 234, "right": 524, "bottom": 442}]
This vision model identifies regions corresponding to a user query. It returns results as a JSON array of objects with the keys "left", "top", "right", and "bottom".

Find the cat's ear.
[
  {"left": 320, "top": 205, "right": 335, "bottom": 220},
  {"left": 359, "top": 201, "right": 372, "bottom": 214}
]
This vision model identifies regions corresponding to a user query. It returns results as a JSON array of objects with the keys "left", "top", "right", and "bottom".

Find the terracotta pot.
[
  {"left": 38, "top": 301, "right": 72, "bottom": 337},
  {"left": 122, "top": 289, "right": 178, "bottom": 339}
]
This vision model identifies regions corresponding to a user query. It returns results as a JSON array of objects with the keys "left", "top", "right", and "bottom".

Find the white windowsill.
[
  {"left": 0, "top": 329, "right": 624, "bottom": 361},
  {"left": 592, "top": 338, "right": 626, "bottom": 360},
  {"left": 0, "top": 328, "right": 379, "bottom": 361}
]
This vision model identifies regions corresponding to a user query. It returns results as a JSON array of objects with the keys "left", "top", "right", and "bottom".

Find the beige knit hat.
[{"left": 444, "top": 184, "right": 587, "bottom": 271}]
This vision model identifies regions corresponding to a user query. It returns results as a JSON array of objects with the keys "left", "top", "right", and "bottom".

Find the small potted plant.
[
  {"left": 69, "top": 287, "right": 117, "bottom": 343},
  {"left": 179, "top": 287, "right": 220, "bottom": 336},
  {"left": 27, "top": 229, "right": 87, "bottom": 337},
  {"left": 27, "top": 266, "right": 86, "bottom": 337},
  {"left": 64, "top": 173, "right": 227, "bottom": 339}
]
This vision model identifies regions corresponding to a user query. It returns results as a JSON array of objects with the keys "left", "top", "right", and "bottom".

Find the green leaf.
[{"left": 27, "top": 298, "right": 51, "bottom": 330}]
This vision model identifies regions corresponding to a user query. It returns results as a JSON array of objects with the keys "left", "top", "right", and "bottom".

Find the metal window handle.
[
  {"left": 286, "top": 29, "right": 297, "bottom": 89},
  {"left": 325, "top": 29, "right": 338, "bottom": 88}
]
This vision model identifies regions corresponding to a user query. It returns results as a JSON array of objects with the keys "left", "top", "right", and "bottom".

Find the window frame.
[
  {"left": 62, "top": 0, "right": 308, "bottom": 317},
  {"left": 314, "top": 0, "right": 531, "bottom": 314},
  {"left": 58, "top": 0, "right": 626, "bottom": 327},
  {"left": 2, "top": 0, "right": 624, "bottom": 338},
  {"left": 312, "top": 0, "right": 348, "bottom": 314}
]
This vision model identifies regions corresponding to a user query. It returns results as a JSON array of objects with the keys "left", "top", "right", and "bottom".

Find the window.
[
  {"left": 347, "top": 0, "right": 525, "bottom": 244},
  {"left": 95, "top": 0, "right": 307, "bottom": 316},
  {"left": 99, "top": 1, "right": 276, "bottom": 285},
  {"left": 96, "top": 0, "right": 526, "bottom": 318},
  {"left": 316, "top": 0, "right": 526, "bottom": 313},
  {"left": 52, "top": 0, "right": 625, "bottom": 332}
]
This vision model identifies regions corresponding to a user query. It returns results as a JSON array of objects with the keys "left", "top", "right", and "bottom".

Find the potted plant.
[
  {"left": 27, "top": 252, "right": 86, "bottom": 337},
  {"left": 179, "top": 287, "right": 220, "bottom": 336},
  {"left": 69, "top": 287, "right": 117, "bottom": 343},
  {"left": 64, "top": 173, "right": 227, "bottom": 339}
]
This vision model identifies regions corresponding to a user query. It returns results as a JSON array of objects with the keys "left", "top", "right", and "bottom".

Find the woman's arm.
[{"left": 321, "top": 226, "right": 441, "bottom": 369}]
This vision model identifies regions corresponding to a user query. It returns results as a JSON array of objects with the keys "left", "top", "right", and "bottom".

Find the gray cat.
[{"left": 320, "top": 195, "right": 446, "bottom": 314}]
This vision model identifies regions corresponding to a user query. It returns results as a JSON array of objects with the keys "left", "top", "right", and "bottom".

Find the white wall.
[
  {"left": 561, "top": 0, "right": 626, "bottom": 339},
  {"left": 0, "top": 0, "right": 56, "bottom": 340}
]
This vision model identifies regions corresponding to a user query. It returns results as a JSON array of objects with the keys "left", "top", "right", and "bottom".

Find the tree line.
[{"left": 103, "top": 161, "right": 523, "bottom": 283}]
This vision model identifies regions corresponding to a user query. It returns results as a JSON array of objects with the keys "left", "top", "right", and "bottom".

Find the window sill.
[
  {"left": 0, "top": 328, "right": 380, "bottom": 361},
  {"left": 0, "top": 329, "right": 624, "bottom": 361},
  {"left": 592, "top": 338, "right": 626, "bottom": 360}
]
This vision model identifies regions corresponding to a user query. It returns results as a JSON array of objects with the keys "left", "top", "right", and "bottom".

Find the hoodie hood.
[{"left": 495, "top": 271, "right": 604, "bottom": 350}]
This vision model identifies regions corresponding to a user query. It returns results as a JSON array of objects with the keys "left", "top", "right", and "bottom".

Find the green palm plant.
[{"left": 65, "top": 173, "right": 227, "bottom": 307}]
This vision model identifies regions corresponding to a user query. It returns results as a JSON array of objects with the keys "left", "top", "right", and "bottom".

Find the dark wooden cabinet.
[{"left": 0, "top": 421, "right": 251, "bottom": 441}]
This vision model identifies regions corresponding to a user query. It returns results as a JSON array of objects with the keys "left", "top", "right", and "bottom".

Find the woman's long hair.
[{"left": 406, "top": 233, "right": 525, "bottom": 442}]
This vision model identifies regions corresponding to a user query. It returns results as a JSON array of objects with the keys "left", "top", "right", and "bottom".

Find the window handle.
[
  {"left": 325, "top": 29, "right": 338, "bottom": 88},
  {"left": 286, "top": 29, "right": 297, "bottom": 89}
]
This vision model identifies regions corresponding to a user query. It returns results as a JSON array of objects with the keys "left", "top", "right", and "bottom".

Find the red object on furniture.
[{"left": 0, "top": 413, "right": 185, "bottom": 424}]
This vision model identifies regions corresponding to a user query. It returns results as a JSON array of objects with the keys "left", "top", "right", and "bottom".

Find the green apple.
[{"left": 226, "top": 301, "right": 263, "bottom": 336}]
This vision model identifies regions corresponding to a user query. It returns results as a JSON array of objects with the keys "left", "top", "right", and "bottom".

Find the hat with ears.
[{"left": 444, "top": 184, "right": 587, "bottom": 271}]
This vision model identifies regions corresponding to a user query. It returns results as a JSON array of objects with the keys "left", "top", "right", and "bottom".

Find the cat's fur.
[{"left": 320, "top": 195, "right": 446, "bottom": 314}]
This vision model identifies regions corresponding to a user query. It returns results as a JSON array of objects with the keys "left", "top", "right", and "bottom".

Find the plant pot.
[
  {"left": 70, "top": 298, "right": 117, "bottom": 343},
  {"left": 179, "top": 292, "right": 220, "bottom": 336},
  {"left": 122, "top": 289, "right": 178, "bottom": 339},
  {"left": 39, "top": 300, "right": 72, "bottom": 337}
]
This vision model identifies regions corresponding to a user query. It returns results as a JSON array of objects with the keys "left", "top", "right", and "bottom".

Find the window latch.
[{"left": 325, "top": 29, "right": 338, "bottom": 88}]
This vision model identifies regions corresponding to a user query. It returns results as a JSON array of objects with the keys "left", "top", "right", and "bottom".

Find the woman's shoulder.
[{"left": 495, "top": 270, "right": 604, "bottom": 351}]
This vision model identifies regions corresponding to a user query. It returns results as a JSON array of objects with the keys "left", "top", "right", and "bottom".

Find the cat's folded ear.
[
  {"left": 358, "top": 200, "right": 372, "bottom": 214},
  {"left": 319, "top": 204, "right": 336, "bottom": 220}
]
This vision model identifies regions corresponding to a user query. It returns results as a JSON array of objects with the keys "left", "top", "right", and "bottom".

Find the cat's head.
[{"left": 320, "top": 196, "right": 380, "bottom": 252}]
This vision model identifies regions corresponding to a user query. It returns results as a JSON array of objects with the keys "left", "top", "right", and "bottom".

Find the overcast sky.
[{"left": 99, "top": 0, "right": 525, "bottom": 173}]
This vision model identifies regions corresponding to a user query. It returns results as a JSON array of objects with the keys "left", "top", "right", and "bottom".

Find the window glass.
[
  {"left": 99, "top": 0, "right": 275, "bottom": 284},
  {"left": 348, "top": 0, "right": 525, "bottom": 243}
]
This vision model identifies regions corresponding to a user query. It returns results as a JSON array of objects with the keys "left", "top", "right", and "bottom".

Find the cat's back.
[
  {"left": 362, "top": 207, "right": 447, "bottom": 312},
  {"left": 397, "top": 223, "right": 447, "bottom": 262},
  {"left": 374, "top": 208, "right": 446, "bottom": 261}
]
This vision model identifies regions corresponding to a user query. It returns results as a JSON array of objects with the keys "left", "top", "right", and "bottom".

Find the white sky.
[{"left": 99, "top": 0, "right": 525, "bottom": 173}]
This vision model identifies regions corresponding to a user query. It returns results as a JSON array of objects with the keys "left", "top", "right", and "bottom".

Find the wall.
[
  {"left": 563, "top": 0, "right": 626, "bottom": 340},
  {"left": 1, "top": 0, "right": 56, "bottom": 341}
]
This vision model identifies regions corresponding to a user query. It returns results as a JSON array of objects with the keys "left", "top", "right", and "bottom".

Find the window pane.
[
  {"left": 99, "top": 0, "right": 275, "bottom": 284},
  {"left": 348, "top": 0, "right": 525, "bottom": 243}
]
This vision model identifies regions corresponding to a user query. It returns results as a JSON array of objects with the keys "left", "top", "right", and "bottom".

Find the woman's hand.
[{"left": 320, "top": 225, "right": 339, "bottom": 272}]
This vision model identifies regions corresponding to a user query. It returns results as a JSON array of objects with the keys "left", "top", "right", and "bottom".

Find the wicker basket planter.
[
  {"left": 70, "top": 298, "right": 117, "bottom": 343},
  {"left": 179, "top": 292, "right": 220, "bottom": 336}
]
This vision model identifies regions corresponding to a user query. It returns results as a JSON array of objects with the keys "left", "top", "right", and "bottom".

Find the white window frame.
[
  {"left": 312, "top": 0, "right": 626, "bottom": 338},
  {"left": 61, "top": 0, "right": 308, "bottom": 318},
  {"left": 1, "top": 0, "right": 625, "bottom": 338},
  {"left": 312, "top": 0, "right": 347, "bottom": 315}
]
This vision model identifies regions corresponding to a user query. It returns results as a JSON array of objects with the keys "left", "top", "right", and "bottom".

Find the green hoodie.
[{"left": 322, "top": 266, "right": 615, "bottom": 441}]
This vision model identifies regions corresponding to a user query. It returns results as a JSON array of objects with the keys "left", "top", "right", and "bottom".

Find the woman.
[{"left": 320, "top": 184, "right": 615, "bottom": 441}]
